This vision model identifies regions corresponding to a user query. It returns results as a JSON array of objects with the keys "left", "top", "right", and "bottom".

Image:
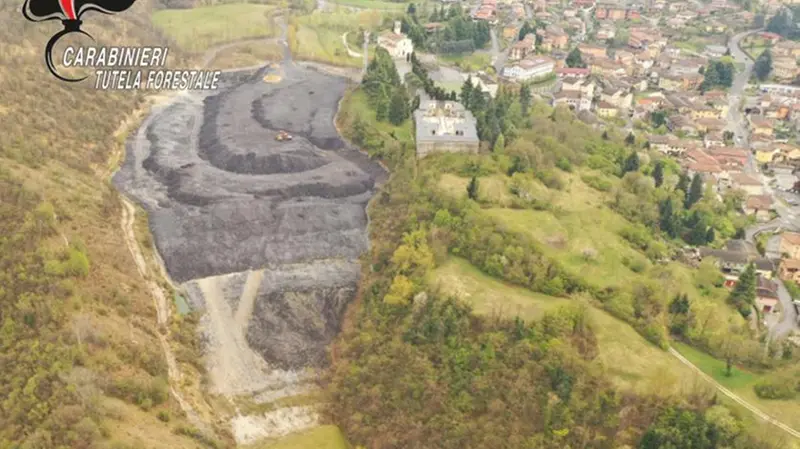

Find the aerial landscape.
[{"left": 5, "top": 0, "right": 800, "bottom": 448}]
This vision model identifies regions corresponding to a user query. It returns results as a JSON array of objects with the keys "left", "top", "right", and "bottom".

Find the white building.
[
  {"left": 502, "top": 55, "right": 555, "bottom": 81},
  {"left": 378, "top": 21, "right": 414, "bottom": 59}
]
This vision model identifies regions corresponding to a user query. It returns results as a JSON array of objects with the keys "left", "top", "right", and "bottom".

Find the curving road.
[{"left": 726, "top": 28, "right": 760, "bottom": 168}]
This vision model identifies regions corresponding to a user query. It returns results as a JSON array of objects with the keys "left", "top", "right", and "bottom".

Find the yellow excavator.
[{"left": 275, "top": 130, "right": 293, "bottom": 142}]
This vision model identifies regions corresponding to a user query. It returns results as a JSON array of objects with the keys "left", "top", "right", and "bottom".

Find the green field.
[
  {"left": 673, "top": 342, "right": 800, "bottom": 439},
  {"left": 251, "top": 425, "right": 349, "bottom": 449},
  {"left": 330, "top": 0, "right": 409, "bottom": 10},
  {"left": 337, "top": 88, "right": 414, "bottom": 142},
  {"left": 672, "top": 342, "right": 757, "bottom": 389},
  {"left": 439, "top": 52, "right": 492, "bottom": 72},
  {"left": 152, "top": 4, "right": 278, "bottom": 52},
  {"left": 431, "top": 257, "right": 702, "bottom": 395},
  {"left": 288, "top": 10, "right": 391, "bottom": 67}
]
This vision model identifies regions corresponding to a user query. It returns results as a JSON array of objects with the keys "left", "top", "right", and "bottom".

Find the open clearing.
[
  {"left": 152, "top": 4, "right": 278, "bottom": 52},
  {"left": 288, "top": 10, "right": 393, "bottom": 68},
  {"left": 438, "top": 171, "right": 744, "bottom": 334},
  {"left": 674, "top": 342, "right": 800, "bottom": 438},
  {"left": 431, "top": 257, "right": 700, "bottom": 395}
]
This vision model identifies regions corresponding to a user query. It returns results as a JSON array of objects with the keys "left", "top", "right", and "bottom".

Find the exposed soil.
[{"left": 113, "top": 37, "right": 383, "bottom": 442}]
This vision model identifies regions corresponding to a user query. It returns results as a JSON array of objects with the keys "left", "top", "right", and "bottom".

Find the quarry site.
[{"left": 113, "top": 44, "right": 385, "bottom": 443}]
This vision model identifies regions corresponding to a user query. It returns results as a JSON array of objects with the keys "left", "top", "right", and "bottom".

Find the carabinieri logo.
[{"left": 22, "top": 0, "right": 138, "bottom": 82}]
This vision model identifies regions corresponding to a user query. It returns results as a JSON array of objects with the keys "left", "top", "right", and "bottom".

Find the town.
[{"left": 368, "top": 0, "right": 800, "bottom": 343}]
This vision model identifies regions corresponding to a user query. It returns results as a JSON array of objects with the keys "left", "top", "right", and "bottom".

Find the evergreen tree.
[
  {"left": 602, "top": 130, "right": 609, "bottom": 140},
  {"left": 566, "top": 47, "right": 585, "bottom": 68},
  {"left": 685, "top": 174, "right": 704, "bottom": 209},
  {"left": 407, "top": 2, "right": 416, "bottom": 15},
  {"left": 754, "top": 49, "right": 773, "bottom": 81},
  {"left": 625, "top": 132, "right": 636, "bottom": 146},
  {"left": 493, "top": 133, "right": 505, "bottom": 153},
  {"left": 706, "top": 227, "right": 716, "bottom": 244},
  {"left": 623, "top": 151, "right": 640, "bottom": 173},
  {"left": 375, "top": 92, "right": 389, "bottom": 121},
  {"left": 519, "top": 83, "right": 531, "bottom": 115},
  {"left": 669, "top": 293, "right": 690, "bottom": 315},
  {"left": 728, "top": 263, "right": 757, "bottom": 316},
  {"left": 659, "top": 198, "right": 679, "bottom": 238},
  {"left": 467, "top": 176, "right": 479, "bottom": 200},
  {"left": 653, "top": 161, "right": 664, "bottom": 188},
  {"left": 388, "top": 89, "right": 409, "bottom": 125},
  {"left": 668, "top": 293, "right": 691, "bottom": 337},
  {"left": 461, "top": 76, "right": 474, "bottom": 109},
  {"left": 687, "top": 219, "right": 709, "bottom": 246},
  {"left": 676, "top": 172, "right": 690, "bottom": 194}
]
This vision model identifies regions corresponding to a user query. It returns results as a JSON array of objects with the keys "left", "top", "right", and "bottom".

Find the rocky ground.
[{"left": 113, "top": 51, "right": 384, "bottom": 442}]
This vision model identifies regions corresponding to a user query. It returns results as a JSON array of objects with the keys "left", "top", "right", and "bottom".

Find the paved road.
[
  {"left": 489, "top": 27, "right": 506, "bottom": 74},
  {"left": 745, "top": 214, "right": 799, "bottom": 339},
  {"left": 726, "top": 28, "right": 761, "bottom": 162}
]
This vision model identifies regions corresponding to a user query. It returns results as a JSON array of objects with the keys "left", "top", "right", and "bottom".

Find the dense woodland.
[{"left": 401, "top": 4, "right": 491, "bottom": 55}]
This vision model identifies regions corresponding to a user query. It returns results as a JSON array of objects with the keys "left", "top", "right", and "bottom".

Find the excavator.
[{"left": 275, "top": 130, "right": 293, "bottom": 142}]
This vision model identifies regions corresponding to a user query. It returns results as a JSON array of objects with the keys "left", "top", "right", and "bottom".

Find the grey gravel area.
[{"left": 114, "top": 60, "right": 385, "bottom": 373}]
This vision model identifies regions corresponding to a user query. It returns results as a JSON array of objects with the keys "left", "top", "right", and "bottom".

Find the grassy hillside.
[
  {"left": 152, "top": 3, "right": 279, "bottom": 52},
  {"left": 287, "top": 9, "right": 395, "bottom": 67},
  {"left": 329, "top": 78, "right": 794, "bottom": 448},
  {"left": 0, "top": 1, "right": 226, "bottom": 447},
  {"left": 431, "top": 257, "right": 701, "bottom": 396}
]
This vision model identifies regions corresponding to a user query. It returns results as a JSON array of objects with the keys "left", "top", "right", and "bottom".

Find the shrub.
[
  {"left": 581, "top": 173, "right": 613, "bottom": 192},
  {"left": 754, "top": 379, "right": 796, "bottom": 400},
  {"left": 157, "top": 410, "right": 171, "bottom": 422}
]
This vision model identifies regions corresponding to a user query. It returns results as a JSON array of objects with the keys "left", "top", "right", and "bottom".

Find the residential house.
[
  {"left": 579, "top": 43, "right": 608, "bottom": 60},
  {"left": 510, "top": 34, "right": 536, "bottom": 60},
  {"left": 590, "top": 58, "right": 626, "bottom": 77},
  {"left": 781, "top": 258, "right": 800, "bottom": 283},
  {"left": 756, "top": 276, "right": 780, "bottom": 313},
  {"left": 750, "top": 116, "right": 774, "bottom": 137},
  {"left": 596, "top": 25, "right": 616, "bottom": 40},
  {"left": 378, "top": 22, "right": 414, "bottom": 59},
  {"left": 503, "top": 25, "right": 520, "bottom": 40},
  {"left": 773, "top": 40, "right": 800, "bottom": 59},
  {"left": 556, "top": 67, "right": 591, "bottom": 78},
  {"left": 700, "top": 240, "right": 771, "bottom": 286},
  {"left": 552, "top": 90, "right": 592, "bottom": 111},
  {"left": 502, "top": 55, "right": 555, "bottom": 81},
  {"left": 690, "top": 102, "right": 719, "bottom": 120},
  {"left": 708, "top": 147, "right": 748, "bottom": 171},
  {"left": 596, "top": 101, "right": 619, "bottom": 117},
  {"left": 561, "top": 76, "right": 595, "bottom": 97},
  {"left": 744, "top": 194, "right": 774, "bottom": 222},
  {"left": 772, "top": 57, "right": 798, "bottom": 82},
  {"left": 731, "top": 172, "right": 764, "bottom": 195},
  {"left": 667, "top": 114, "right": 698, "bottom": 135},
  {"left": 755, "top": 147, "right": 781, "bottom": 164},
  {"left": 695, "top": 117, "right": 726, "bottom": 134},
  {"left": 704, "top": 131, "right": 725, "bottom": 148},
  {"left": 538, "top": 26, "right": 568, "bottom": 51},
  {"left": 780, "top": 232, "right": 800, "bottom": 259}
]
